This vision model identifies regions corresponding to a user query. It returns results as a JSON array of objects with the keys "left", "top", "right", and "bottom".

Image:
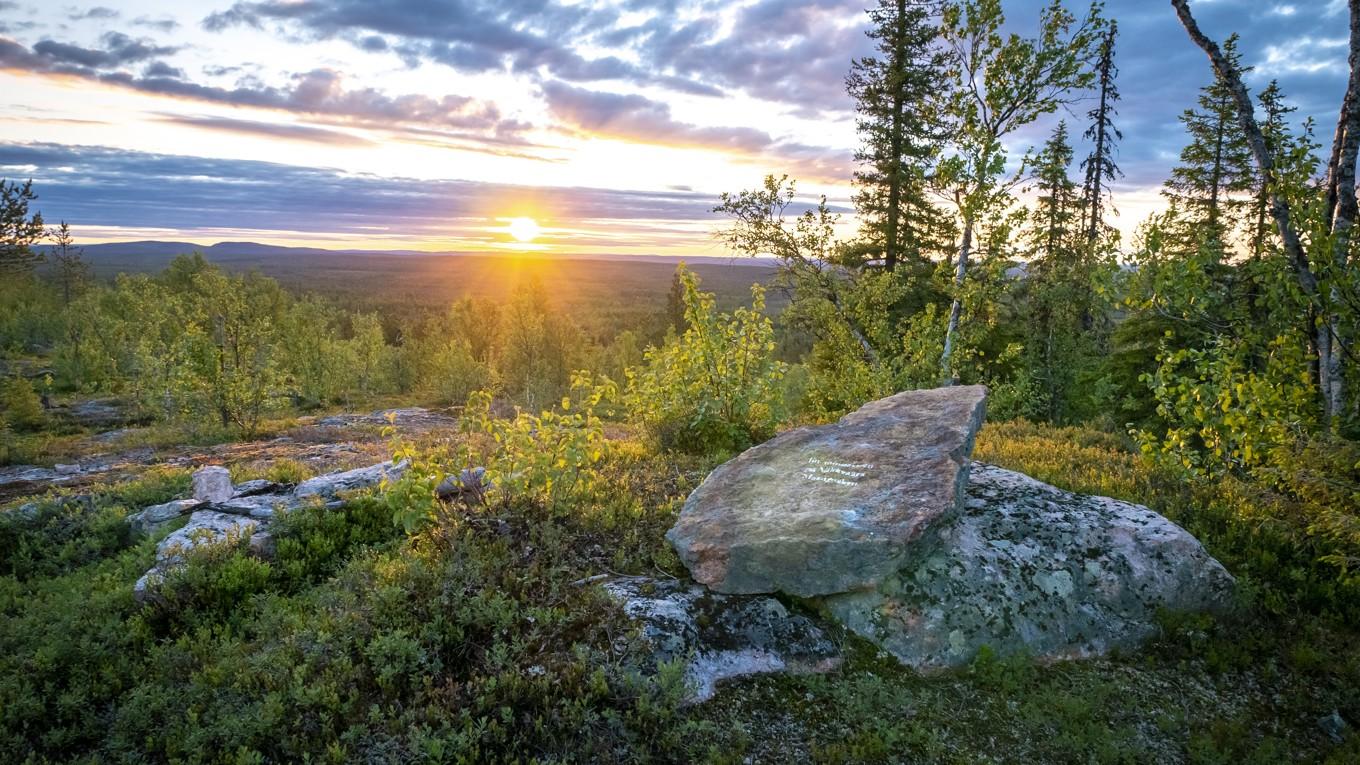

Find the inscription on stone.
[{"left": 801, "top": 456, "right": 874, "bottom": 487}]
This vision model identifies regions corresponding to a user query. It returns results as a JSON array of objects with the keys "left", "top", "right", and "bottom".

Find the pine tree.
[
  {"left": 1164, "top": 35, "right": 1256, "bottom": 250},
  {"left": 48, "top": 221, "right": 90, "bottom": 305},
  {"left": 1079, "top": 21, "right": 1122, "bottom": 244},
  {"left": 0, "top": 179, "right": 45, "bottom": 274},
  {"left": 846, "top": 0, "right": 946, "bottom": 271}
]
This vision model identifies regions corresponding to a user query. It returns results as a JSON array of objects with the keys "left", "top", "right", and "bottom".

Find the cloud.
[
  {"left": 201, "top": 0, "right": 734, "bottom": 99},
  {"left": 0, "top": 141, "right": 723, "bottom": 238},
  {"left": 131, "top": 16, "right": 180, "bottom": 33},
  {"left": 157, "top": 114, "right": 374, "bottom": 146},
  {"left": 541, "top": 80, "right": 851, "bottom": 180},
  {"left": 1260, "top": 36, "right": 1350, "bottom": 76},
  {"left": 0, "top": 35, "right": 536, "bottom": 147},
  {"left": 143, "top": 60, "right": 183, "bottom": 79},
  {"left": 68, "top": 6, "right": 119, "bottom": 22},
  {"left": 32, "top": 31, "right": 176, "bottom": 68}
]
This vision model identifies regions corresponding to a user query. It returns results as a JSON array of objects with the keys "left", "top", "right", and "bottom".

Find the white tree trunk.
[{"left": 940, "top": 215, "right": 974, "bottom": 385}]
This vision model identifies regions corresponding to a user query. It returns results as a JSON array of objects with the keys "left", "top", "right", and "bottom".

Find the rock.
[
  {"left": 294, "top": 459, "right": 409, "bottom": 499},
  {"left": 155, "top": 510, "right": 260, "bottom": 564},
  {"left": 54, "top": 463, "right": 81, "bottom": 475},
  {"left": 248, "top": 530, "right": 276, "bottom": 559},
  {"left": 667, "top": 385, "right": 988, "bottom": 597},
  {"left": 436, "top": 467, "right": 491, "bottom": 504},
  {"left": 1319, "top": 710, "right": 1350, "bottom": 743},
  {"left": 127, "top": 498, "right": 203, "bottom": 534},
  {"left": 192, "top": 466, "right": 235, "bottom": 503},
  {"left": 822, "top": 464, "right": 1236, "bottom": 670},
  {"left": 212, "top": 494, "right": 297, "bottom": 520},
  {"left": 232, "top": 479, "right": 282, "bottom": 497},
  {"left": 134, "top": 510, "right": 262, "bottom": 603},
  {"left": 603, "top": 576, "right": 841, "bottom": 703}
]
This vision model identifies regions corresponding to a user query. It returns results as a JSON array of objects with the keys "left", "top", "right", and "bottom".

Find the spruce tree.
[
  {"left": 846, "top": 0, "right": 946, "bottom": 271},
  {"left": 48, "top": 221, "right": 90, "bottom": 306},
  {"left": 0, "top": 179, "right": 45, "bottom": 274},
  {"left": 1252, "top": 81, "right": 1297, "bottom": 260},
  {"left": 1164, "top": 35, "right": 1256, "bottom": 250},
  {"left": 1079, "top": 21, "right": 1122, "bottom": 245}
]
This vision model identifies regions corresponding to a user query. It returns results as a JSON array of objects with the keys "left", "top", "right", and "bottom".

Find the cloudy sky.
[{"left": 0, "top": 0, "right": 1352, "bottom": 257}]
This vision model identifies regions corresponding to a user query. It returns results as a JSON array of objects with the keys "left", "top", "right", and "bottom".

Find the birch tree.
[{"left": 935, "top": 0, "right": 1103, "bottom": 382}]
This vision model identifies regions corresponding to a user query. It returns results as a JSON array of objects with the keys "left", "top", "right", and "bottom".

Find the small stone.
[
  {"left": 1319, "top": 710, "right": 1349, "bottom": 743},
  {"left": 248, "top": 530, "right": 276, "bottom": 559},
  {"left": 436, "top": 467, "right": 491, "bottom": 503},
  {"left": 212, "top": 494, "right": 295, "bottom": 520},
  {"left": 192, "top": 466, "right": 234, "bottom": 503}
]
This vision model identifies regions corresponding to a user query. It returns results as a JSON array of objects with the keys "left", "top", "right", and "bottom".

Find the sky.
[{"left": 0, "top": 0, "right": 1353, "bottom": 258}]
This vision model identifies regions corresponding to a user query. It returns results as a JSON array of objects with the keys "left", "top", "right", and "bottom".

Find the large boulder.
[
  {"left": 667, "top": 385, "right": 987, "bottom": 597},
  {"left": 603, "top": 576, "right": 841, "bottom": 703},
  {"left": 823, "top": 464, "right": 1236, "bottom": 670}
]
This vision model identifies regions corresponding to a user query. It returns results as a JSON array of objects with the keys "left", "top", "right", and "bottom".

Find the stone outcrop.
[
  {"left": 667, "top": 385, "right": 987, "bottom": 597},
  {"left": 603, "top": 576, "right": 841, "bottom": 703},
  {"left": 295, "top": 459, "right": 408, "bottom": 499},
  {"left": 134, "top": 510, "right": 263, "bottom": 602},
  {"left": 132, "top": 459, "right": 408, "bottom": 603},
  {"left": 822, "top": 464, "right": 1236, "bottom": 669}
]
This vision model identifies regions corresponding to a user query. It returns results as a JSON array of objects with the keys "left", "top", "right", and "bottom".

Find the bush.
[
  {"left": 1, "top": 375, "right": 44, "bottom": 431},
  {"left": 625, "top": 267, "right": 786, "bottom": 455}
]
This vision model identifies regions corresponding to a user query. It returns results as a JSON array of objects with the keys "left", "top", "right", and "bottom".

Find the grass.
[{"left": 0, "top": 420, "right": 1356, "bottom": 762}]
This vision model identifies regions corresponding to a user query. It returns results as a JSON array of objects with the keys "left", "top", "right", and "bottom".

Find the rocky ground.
[{"left": 0, "top": 405, "right": 457, "bottom": 504}]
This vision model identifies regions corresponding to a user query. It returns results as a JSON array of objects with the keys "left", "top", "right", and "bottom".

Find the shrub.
[
  {"left": 1, "top": 375, "right": 45, "bottom": 431},
  {"left": 625, "top": 267, "right": 786, "bottom": 455}
]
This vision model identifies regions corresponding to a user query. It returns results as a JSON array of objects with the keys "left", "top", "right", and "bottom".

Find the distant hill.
[
  {"left": 35, "top": 240, "right": 782, "bottom": 331},
  {"left": 38, "top": 240, "right": 773, "bottom": 268}
]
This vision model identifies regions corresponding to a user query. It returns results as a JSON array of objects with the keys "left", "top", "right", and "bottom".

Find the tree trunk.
[
  {"left": 884, "top": 0, "right": 908, "bottom": 272},
  {"left": 940, "top": 215, "right": 973, "bottom": 384}
]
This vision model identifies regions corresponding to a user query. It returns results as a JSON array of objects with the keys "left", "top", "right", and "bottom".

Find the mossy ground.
[{"left": 0, "top": 420, "right": 1356, "bottom": 763}]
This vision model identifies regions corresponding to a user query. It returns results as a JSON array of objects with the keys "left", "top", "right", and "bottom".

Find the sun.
[{"left": 507, "top": 217, "right": 541, "bottom": 243}]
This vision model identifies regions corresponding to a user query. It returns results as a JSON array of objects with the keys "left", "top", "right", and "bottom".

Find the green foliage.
[
  {"left": 0, "top": 178, "right": 45, "bottom": 274},
  {"left": 625, "top": 266, "right": 786, "bottom": 454},
  {"left": 390, "top": 374, "right": 617, "bottom": 533},
  {"left": 0, "top": 375, "right": 45, "bottom": 431},
  {"left": 494, "top": 277, "right": 582, "bottom": 408}
]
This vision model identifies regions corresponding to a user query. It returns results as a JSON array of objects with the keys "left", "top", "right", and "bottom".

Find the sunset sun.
[{"left": 507, "top": 217, "right": 542, "bottom": 243}]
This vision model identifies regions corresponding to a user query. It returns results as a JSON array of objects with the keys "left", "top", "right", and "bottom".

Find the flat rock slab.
[
  {"left": 603, "top": 576, "right": 840, "bottom": 703},
  {"left": 667, "top": 386, "right": 987, "bottom": 597},
  {"left": 295, "top": 459, "right": 408, "bottom": 499},
  {"left": 823, "top": 464, "right": 1236, "bottom": 670}
]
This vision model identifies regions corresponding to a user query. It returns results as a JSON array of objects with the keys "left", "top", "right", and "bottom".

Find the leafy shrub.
[
  {"left": 389, "top": 375, "right": 616, "bottom": 533},
  {"left": 625, "top": 266, "right": 786, "bottom": 455},
  {"left": 1, "top": 375, "right": 44, "bottom": 431}
]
